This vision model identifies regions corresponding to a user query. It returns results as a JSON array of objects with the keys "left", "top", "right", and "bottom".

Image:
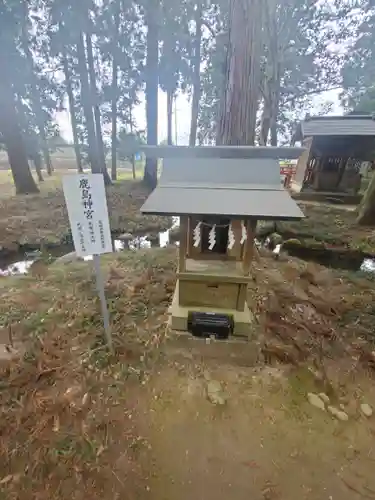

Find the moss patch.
[
  {"left": 0, "top": 176, "right": 171, "bottom": 252},
  {"left": 278, "top": 203, "right": 375, "bottom": 253}
]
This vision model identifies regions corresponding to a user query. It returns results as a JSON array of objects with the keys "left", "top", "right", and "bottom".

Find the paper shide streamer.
[
  {"left": 193, "top": 221, "right": 202, "bottom": 247},
  {"left": 240, "top": 221, "right": 247, "bottom": 245},
  {"left": 227, "top": 223, "right": 235, "bottom": 250},
  {"left": 208, "top": 224, "right": 216, "bottom": 250},
  {"left": 192, "top": 220, "right": 249, "bottom": 251}
]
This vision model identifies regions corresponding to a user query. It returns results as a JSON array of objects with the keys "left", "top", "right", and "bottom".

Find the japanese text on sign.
[{"left": 62, "top": 174, "right": 113, "bottom": 257}]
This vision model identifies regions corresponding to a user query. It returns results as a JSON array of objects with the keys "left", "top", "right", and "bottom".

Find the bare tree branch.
[
  {"left": 281, "top": 85, "right": 342, "bottom": 104},
  {"left": 201, "top": 19, "right": 217, "bottom": 38}
]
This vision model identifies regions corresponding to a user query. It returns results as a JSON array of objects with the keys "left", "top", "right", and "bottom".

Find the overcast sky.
[
  {"left": 56, "top": 89, "right": 192, "bottom": 145},
  {"left": 56, "top": 88, "right": 343, "bottom": 145}
]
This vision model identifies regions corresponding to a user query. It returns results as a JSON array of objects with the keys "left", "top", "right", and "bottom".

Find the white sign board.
[{"left": 63, "top": 174, "right": 113, "bottom": 257}]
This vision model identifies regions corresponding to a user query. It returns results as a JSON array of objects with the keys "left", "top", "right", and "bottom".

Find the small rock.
[
  {"left": 25, "top": 249, "right": 42, "bottom": 259},
  {"left": 327, "top": 405, "right": 349, "bottom": 421},
  {"left": 307, "top": 393, "right": 325, "bottom": 411},
  {"left": 360, "top": 403, "right": 373, "bottom": 417},
  {"left": 117, "top": 232, "right": 133, "bottom": 242},
  {"left": 55, "top": 251, "right": 81, "bottom": 264},
  {"left": 256, "top": 221, "right": 276, "bottom": 238},
  {"left": 207, "top": 380, "right": 226, "bottom": 406},
  {"left": 283, "top": 238, "right": 302, "bottom": 248},
  {"left": 269, "top": 232, "right": 283, "bottom": 246},
  {"left": 318, "top": 393, "right": 330, "bottom": 404}
]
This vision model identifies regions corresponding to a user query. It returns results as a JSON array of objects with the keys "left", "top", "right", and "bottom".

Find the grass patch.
[
  {"left": 1, "top": 242, "right": 375, "bottom": 498},
  {"left": 0, "top": 170, "right": 171, "bottom": 252},
  {"left": 0, "top": 247, "right": 176, "bottom": 499},
  {"left": 278, "top": 202, "right": 375, "bottom": 253}
]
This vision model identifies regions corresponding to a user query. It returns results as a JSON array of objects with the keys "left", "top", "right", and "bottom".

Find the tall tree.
[
  {"left": 189, "top": 1, "right": 203, "bottom": 146},
  {"left": 159, "top": 0, "right": 192, "bottom": 146},
  {"left": 1, "top": 0, "right": 150, "bottom": 193},
  {"left": 197, "top": 24, "right": 228, "bottom": 145},
  {"left": 32, "top": 152, "right": 44, "bottom": 183},
  {"left": 129, "top": 106, "right": 136, "bottom": 179},
  {"left": 196, "top": 0, "right": 342, "bottom": 145},
  {"left": 341, "top": 0, "right": 375, "bottom": 111},
  {"left": 0, "top": 1, "right": 39, "bottom": 194},
  {"left": 61, "top": 45, "right": 83, "bottom": 173},
  {"left": 20, "top": 0, "right": 53, "bottom": 175},
  {"left": 0, "top": 62, "right": 39, "bottom": 194},
  {"left": 340, "top": 0, "right": 375, "bottom": 225},
  {"left": 86, "top": 31, "right": 112, "bottom": 185},
  {"left": 143, "top": 0, "right": 159, "bottom": 189},
  {"left": 217, "top": 0, "right": 264, "bottom": 145},
  {"left": 96, "top": 0, "right": 143, "bottom": 179},
  {"left": 259, "top": 0, "right": 341, "bottom": 146},
  {"left": 357, "top": 175, "right": 375, "bottom": 225},
  {"left": 21, "top": 126, "right": 44, "bottom": 182},
  {"left": 166, "top": 90, "right": 174, "bottom": 145},
  {"left": 0, "top": 94, "right": 39, "bottom": 194},
  {"left": 110, "top": 1, "right": 121, "bottom": 181},
  {"left": 160, "top": 1, "right": 180, "bottom": 145},
  {"left": 76, "top": 31, "right": 102, "bottom": 174}
]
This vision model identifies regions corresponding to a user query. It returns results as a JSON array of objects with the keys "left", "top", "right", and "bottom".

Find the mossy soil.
[
  {"left": 0, "top": 178, "right": 171, "bottom": 255},
  {"left": 277, "top": 202, "right": 375, "bottom": 254}
]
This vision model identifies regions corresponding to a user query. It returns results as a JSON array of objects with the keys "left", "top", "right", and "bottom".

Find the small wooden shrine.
[
  {"left": 291, "top": 115, "right": 375, "bottom": 198},
  {"left": 141, "top": 146, "right": 304, "bottom": 340}
]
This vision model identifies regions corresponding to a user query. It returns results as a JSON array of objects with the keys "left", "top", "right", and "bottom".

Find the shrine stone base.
[{"left": 168, "top": 282, "right": 254, "bottom": 339}]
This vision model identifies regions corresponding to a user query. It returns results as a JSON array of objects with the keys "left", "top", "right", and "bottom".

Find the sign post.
[
  {"left": 93, "top": 254, "right": 112, "bottom": 352},
  {"left": 62, "top": 174, "right": 114, "bottom": 353}
]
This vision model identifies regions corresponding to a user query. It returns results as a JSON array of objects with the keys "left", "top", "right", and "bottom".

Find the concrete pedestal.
[{"left": 168, "top": 281, "right": 254, "bottom": 338}]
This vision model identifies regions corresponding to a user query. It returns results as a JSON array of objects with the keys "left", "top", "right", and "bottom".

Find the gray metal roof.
[
  {"left": 138, "top": 145, "right": 305, "bottom": 159},
  {"left": 141, "top": 157, "right": 304, "bottom": 220},
  {"left": 161, "top": 157, "right": 281, "bottom": 185},
  {"left": 299, "top": 115, "right": 375, "bottom": 138}
]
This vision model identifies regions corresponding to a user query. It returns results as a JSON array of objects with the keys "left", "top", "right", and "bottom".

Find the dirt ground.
[
  {"left": 3, "top": 157, "right": 375, "bottom": 498},
  {"left": 131, "top": 338, "right": 375, "bottom": 500},
  {"left": 1, "top": 248, "right": 375, "bottom": 499}
]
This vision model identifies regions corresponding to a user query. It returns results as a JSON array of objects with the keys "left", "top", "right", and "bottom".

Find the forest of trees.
[{"left": 1, "top": 0, "right": 375, "bottom": 195}]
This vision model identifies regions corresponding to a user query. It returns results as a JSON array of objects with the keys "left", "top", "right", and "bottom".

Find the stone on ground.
[
  {"left": 118, "top": 232, "right": 133, "bottom": 241},
  {"left": 318, "top": 393, "right": 330, "bottom": 404},
  {"left": 206, "top": 380, "right": 227, "bottom": 406},
  {"left": 360, "top": 403, "right": 373, "bottom": 417},
  {"left": 327, "top": 406, "right": 349, "bottom": 421},
  {"left": 307, "top": 393, "right": 326, "bottom": 411},
  {"left": 55, "top": 252, "right": 81, "bottom": 264}
]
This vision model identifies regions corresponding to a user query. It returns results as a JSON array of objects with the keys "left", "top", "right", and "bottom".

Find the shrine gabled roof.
[
  {"left": 141, "top": 157, "right": 304, "bottom": 221},
  {"left": 293, "top": 115, "right": 375, "bottom": 142}
]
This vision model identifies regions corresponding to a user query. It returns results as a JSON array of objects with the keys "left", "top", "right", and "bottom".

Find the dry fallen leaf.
[
  {"left": 96, "top": 444, "right": 105, "bottom": 457},
  {"left": 53, "top": 416, "right": 60, "bottom": 432},
  {"left": 0, "top": 474, "right": 20, "bottom": 485}
]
